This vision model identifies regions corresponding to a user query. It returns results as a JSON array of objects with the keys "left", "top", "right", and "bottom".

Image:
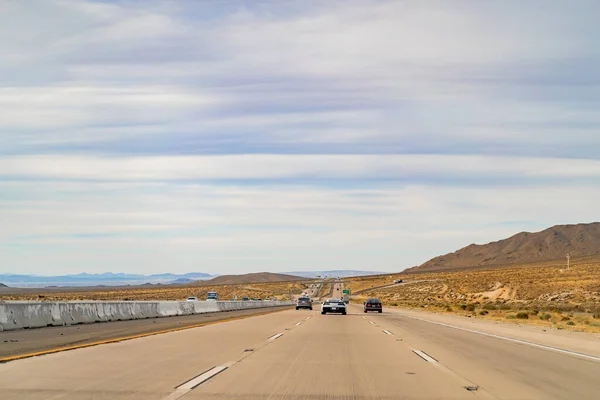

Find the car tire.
[
  {"left": 342, "top": 312, "right": 347, "bottom": 315},
  {"left": 321, "top": 312, "right": 325, "bottom": 315},
  {"left": 296, "top": 307, "right": 299, "bottom": 310},
  {"left": 378, "top": 310, "right": 382, "bottom": 313},
  {"left": 310, "top": 307, "right": 313, "bottom": 310}
]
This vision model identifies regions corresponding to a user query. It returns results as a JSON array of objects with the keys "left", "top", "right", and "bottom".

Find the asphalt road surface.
[
  {"left": 1, "top": 303, "right": 599, "bottom": 399},
  {"left": 0, "top": 306, "right": 293, "bottom": 360}
]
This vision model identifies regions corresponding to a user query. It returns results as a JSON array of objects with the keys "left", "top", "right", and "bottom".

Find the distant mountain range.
[
  {"left": 0, "top": 272, "right": 214, "bottom": 288},
  {"left": 408, "top": 222, "right": 600, "bottom": 273},
  {"left": 284, "top": 270, "right": 389, "bottom": 279},
  {"left": 0, "top": 269, "right": 392, "bottom": 288}
]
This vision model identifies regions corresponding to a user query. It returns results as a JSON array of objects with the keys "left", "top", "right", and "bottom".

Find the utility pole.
[{"left": 566, "top": 253, "right": 570, "bottom": 270}]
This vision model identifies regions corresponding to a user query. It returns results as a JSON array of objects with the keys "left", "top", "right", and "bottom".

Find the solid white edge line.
[
  {"left": 400, "top": 314, "right": 600, "bottom": 363},
  {"left": 382, "top": 329, "right": 393, "bottom": 335},
  {"left": 268, "top": 333, "right": 284, "bottom": 341},
  {"left": 369, "top": 321, "right": 375, "bottom": 325},
  {"left": 412, "top": 349, "right": 438, "bottom": 364}
]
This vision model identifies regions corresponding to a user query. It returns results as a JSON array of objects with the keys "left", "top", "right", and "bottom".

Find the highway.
[{"left": 1, "top": 283, "right": 599, "bottom": 399}]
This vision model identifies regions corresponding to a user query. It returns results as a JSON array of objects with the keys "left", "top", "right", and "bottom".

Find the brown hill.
[
  {"left": 408, "top": 222, "right": 600, "bottom": 273},
  {"left": 196, "top": 272, "right": 304, "bottom": 285}
]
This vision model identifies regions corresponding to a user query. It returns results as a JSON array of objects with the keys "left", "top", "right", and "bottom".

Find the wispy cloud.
[{"left": 1, "top": 0, "right": 599, "bottom": 274}]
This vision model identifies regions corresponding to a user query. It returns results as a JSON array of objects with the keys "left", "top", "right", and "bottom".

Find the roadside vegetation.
[
  {"left": 0, "top": 281, "right": 309, "bottom": 302},
  {"left": 349, "top": 258, "right": 600, "bottom": 333}
]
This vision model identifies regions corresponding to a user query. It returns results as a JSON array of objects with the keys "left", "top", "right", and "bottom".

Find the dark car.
[
  {"left": 296, "top": 296, "right": 313, "bottom": 310},
  {"left": 364, "top": 298, "right": 382, "bottom": 313}
]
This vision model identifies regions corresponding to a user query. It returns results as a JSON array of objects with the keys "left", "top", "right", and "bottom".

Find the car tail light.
[{"left": 366, "top": 304, "right": 371, "bottom": 307}]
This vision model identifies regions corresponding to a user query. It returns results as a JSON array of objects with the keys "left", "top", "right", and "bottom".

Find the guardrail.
[{"left": 0, "top": 300, "right": 294, "bottom": 332}]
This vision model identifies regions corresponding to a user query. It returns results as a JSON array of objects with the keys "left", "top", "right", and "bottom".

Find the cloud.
[
  {"left": 2, "top": 180, "right": 599, "bottom": 274},
  {"left": 2, "top": 154, "right": 600, "bottom": 183},
  {"left": 1, "top": 1, "right": 599, "bottom": 274}
]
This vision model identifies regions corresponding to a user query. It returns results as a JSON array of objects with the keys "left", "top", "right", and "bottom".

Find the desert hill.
[
  {"left": 408, "top": 222, "right": 600, "bottom": 273},
  {"left": 197, "top": 272, "right": 304, "bottom": 285}
]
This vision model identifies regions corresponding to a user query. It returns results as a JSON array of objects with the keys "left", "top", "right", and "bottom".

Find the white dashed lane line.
[
  {"left": 267, "top": 333, "right": 284, "bottom": 342},
  {"left": 164, "top": 364, "right": 232, "bottom": 400}
]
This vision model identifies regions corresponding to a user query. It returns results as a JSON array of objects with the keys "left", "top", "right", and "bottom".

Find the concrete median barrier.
[{"left": 0, "top": 300, "right": 293, "bottom": 332}]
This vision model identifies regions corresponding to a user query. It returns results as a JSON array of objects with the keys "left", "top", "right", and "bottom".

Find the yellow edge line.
[{"left": 0, "top": 307, "right": 292, "bottom": 364}]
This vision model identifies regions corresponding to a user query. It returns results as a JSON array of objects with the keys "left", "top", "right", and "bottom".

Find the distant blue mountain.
[
  {"left": 0, "top": 272, "right": 214, "bottom": 288},
  {"left": 169, "top": 278, "right": 196, "bottom": 284}
]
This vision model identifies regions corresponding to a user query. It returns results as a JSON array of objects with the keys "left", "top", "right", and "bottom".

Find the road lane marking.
[
  {"left": 0, "top": 307, "right": 293, "bottom": 364},
  {"left": 294, "top": 322, "right": 302, "bottom": 326},
  {"left": 369, "top": 321, "right": 375, "bottom": 325},
  {"left": 267, "top": 333, "right": 283, "bottom": 341},
  {"left": 165, "top": 364, "right": 230, "bottom": 400},
  {"left": 412, "top": 349, "right": 438, "bottom": 364},
  {"left": 399, "top": 314, "right": 600, "bottom": 363},
  {"left": 382, "top": 329, "right": 393, "bottom": 335}
]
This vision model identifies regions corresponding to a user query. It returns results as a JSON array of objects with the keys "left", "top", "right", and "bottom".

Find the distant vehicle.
[
  {"left": 296, "top": 296, "right": 313, "bottom": 310},
  {"left": 342, "top": 293, "right": 350, "bottom": 304},
  {"left": 321, "top": 298, "right": 346, "bottom": 315},
  {"left": 242, "top": 297, "right": 249, "bottom": 301},
  {"left": 186, "top": 297, "right": 198, "bottom": 302},
  {"left": 364, "top": 298, "right": 382, "bottom": 313},
  {"left": 206, "top": 292, "right": 219, "bottom": 301},
  {"left": 394, "top": 279, "right": 403, "bottom": 284}
]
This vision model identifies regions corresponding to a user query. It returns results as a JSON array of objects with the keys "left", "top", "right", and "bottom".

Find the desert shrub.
[
  {"left": 540, "top": 313, "right": 552, "bottom": 320},
  {"left": 465, "top": 304, "right": 476, "bottom": 312},
  {"left": 459, "top": 304, "right": 467, "bottom": 310},
  {"left": 593, "top": 313, "right": 600, "bottom": 319},
  {"left": 506, "top": 315, "right": 517, "bottom": 319},
  {"left": 495, "top": 302, "right": 513, "bottom": 310},
  {"left": 566, "top": 321, "right": 575, "bottom": 326},
  {"left": 446, "top": 306, "right": 452, "bottom": 312},
  {"left": 479, "top": 310, "right": 489, "bottom": 316},
  {"left": 516, "top": 312, "right": 529, "bottom": 319},
  {"left": 483, "top": 303, "right": 497, "bottom": 310},
  {"left": 561, "top": 316, "right": 571, "bottom": 321},
  {"left": 531, "top": 309, "right": 539, "bottom": 315}
]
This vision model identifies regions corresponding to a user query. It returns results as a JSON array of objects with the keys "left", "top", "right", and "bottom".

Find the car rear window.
[{"left": 367, "top": 299, "right": 381, "bottom": 303}]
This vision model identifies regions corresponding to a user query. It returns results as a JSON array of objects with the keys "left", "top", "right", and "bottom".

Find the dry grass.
[
  {"left": 0, "top": 281, "right": 309, "bottom": 302},
  {"left": 349, "top": 258, "right": 600, "bottom": 333},
  {"left": 317, "top": 283, "right": 332, "bottom": 298}
]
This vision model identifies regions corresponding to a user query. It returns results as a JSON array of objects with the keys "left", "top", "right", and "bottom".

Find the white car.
[
  {"left": 321, "top": 298, "right": 347, "bottom": 315},
  {"left": 186, "top": 297, "right": 198, "bottom": 302}
]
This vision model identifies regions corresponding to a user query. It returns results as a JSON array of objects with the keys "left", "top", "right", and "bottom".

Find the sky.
[{"left": 1, "top": 0, "right": 600, "bottom": 276}]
